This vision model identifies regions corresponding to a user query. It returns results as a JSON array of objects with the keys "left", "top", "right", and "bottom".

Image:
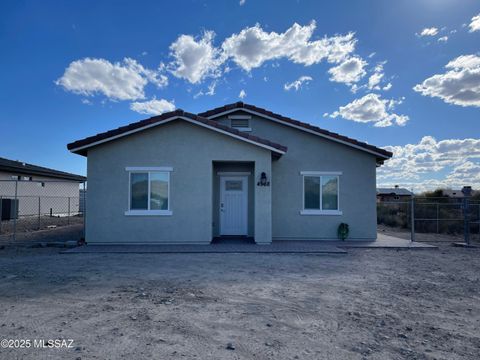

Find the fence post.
[
  {"left": 464, "top": 197, "right": 470, "bottom": 245},
  {"left": 410, "top": 196, "right": 415, "bottom": 242},
  {"left": 67, "top": 197, "right": 70, "bottom": 225},
  {"left": 82, "top": 182, "right": 86, "bottom": 240},
  {"left": 38, "top": 196, "right": 41, "bottom": 230},
  {"left": 0, "top": 195, "right": 2, "bottom": 235},
  {"left": 13, "top": 180, "right": 18, "bottom": 242}
]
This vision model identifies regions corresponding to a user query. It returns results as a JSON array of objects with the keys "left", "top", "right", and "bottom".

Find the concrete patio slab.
[
  {"left": 62, "top": 234, "right": 436, "bottom": 254},
  {"left": 62, "top": 242, "right": 347, "bottom": 254},
  {"left": 335, "top": 234, "right": 438, "bottom": 250}
]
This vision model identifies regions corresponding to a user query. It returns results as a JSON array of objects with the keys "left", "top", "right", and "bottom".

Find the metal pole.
[
  {"left": 38, "top": 196, "right": 41, "bottom": 230},
  {"left": 67, "top": 197, "right": 70, "bottom": 225},
  {"left": 464, "top": 197, "right": 470, "bottom": 245},
  {"left": 410, "top": 195, "right": 415, "bottom": 242},
  {"left": 82, "top": 182, "right": 86, "bottom": 240},
  {"left": 436, "top": 203, "right": 439, "bottom": 233},
  {"left": 0, "top": 195, "right": 2, "bottom": 235},
  {"left": 13, "top": 180, "right": 18, "bottom": 242}
]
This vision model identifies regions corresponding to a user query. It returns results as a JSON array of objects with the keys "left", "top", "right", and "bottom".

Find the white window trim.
[
  {"left": 125, "top": 167, "right": 172, "bottom": 216},
  {"left": 300, "top": 171, "right": 342, "bottom": 176},
  {"left": 217, "top": 171, "right": 251, "bottom": 176},
  {"left": 125, "top": 210, "right": 172, "bottom": 216},
  {"left": 126, "top": 166, "right": 173, "bottom": 172},
  {"left": 300, "top": 209, "right": 343, "bottom": 216},
  {"left": 301, "top": 172, "right": 342, "bottom": 216}
]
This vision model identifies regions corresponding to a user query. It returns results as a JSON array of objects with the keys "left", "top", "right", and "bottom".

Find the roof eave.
[
  {"left": 68, "top": 114, "right": 287, "bottom": 157},
  {"left": 200, "top": 103, "right": 392, "bottom": 161}
]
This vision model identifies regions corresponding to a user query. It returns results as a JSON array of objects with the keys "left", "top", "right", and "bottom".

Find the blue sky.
[{"left": 1, "top": 0, "right": 479, "bottom": 192}]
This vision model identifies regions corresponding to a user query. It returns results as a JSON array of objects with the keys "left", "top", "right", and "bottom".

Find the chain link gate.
[{"left": 377, "top": 195, "right": 480, "bottom": 243}]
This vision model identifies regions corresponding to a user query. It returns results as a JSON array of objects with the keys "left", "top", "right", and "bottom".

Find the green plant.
[{"left": 337, "top": 223, "right": 349, "bottom": 241}]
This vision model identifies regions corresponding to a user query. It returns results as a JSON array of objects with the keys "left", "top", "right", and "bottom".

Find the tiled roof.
[
  {"left": 0, "top": 156, "right": 86, "bottom": 182},
  {"left": 67, "top": 110, "right": 288, "bottom": 156},
  {"left": 198, "top": 102, "right": 393, "bottom": 160},
  {"left": 377, "top": 188, "right": 413, "bottom": 196}
]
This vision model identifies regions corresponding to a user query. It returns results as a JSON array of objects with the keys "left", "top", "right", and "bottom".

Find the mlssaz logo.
[{"left": 34, "top": 339, "right": 74, "bottom": 348}]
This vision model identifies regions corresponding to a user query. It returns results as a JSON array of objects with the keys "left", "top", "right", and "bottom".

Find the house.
[
  {"left": 377, "top": 186, "right": 413, "bottom": 202},
  {"left": 442, "top": 189, "right": 465, "bottom": 198},
  {"left": 67, "top": 102, "right": 392, "bottom": 244},
  {"left": 0, "top": 156, "right": 86, "bottom": 218}
]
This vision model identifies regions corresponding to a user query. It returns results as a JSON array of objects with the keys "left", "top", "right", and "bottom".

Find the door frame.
[{"left": 219, "top": 175, "right": 248, "bottom": 236}]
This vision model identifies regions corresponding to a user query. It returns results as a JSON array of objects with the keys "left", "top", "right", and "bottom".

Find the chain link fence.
[
  {"left": 377, "top": 196, "right": 480, "bottom": 243},
  {"left": 0, "top": 179, "right": 86, "bottom": 245}
]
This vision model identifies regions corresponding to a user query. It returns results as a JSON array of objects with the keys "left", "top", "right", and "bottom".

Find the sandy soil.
[{"left": 0, "top": 244, "right": 479, "bottom": 360}]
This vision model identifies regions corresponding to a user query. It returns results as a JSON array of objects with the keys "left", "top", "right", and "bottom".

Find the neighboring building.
[
  {"left": 442, "top": 189, "right": 465, "bottom": 198},
  {"left": 377, "top": 186, "right": 413, "bottom": 202},
  {"left": 67, "top": 102, "right": 392, "bottom": 244},
  {"left": 0, "top": 157, "right": 86, "bottom": 218}
]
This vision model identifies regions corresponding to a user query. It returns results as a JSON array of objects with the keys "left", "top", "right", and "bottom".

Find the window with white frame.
[
  {"left": 301, "top": 172, "right": 342, "bottom": 215},
  {"left": 125, "top": 167, "right": 172, "bottom": 215}
]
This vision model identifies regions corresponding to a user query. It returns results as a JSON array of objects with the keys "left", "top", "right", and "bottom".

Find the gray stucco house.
[{"left": 67, "top": 102, "right": 392, "bottom": 244}]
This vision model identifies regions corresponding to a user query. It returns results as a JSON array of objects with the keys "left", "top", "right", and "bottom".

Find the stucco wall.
[
  {"left": 86, "top": 120, "right": 272, "bottom": 244},
  {"left": 214, "top": 111, "right": 379, "bottom": 240}
]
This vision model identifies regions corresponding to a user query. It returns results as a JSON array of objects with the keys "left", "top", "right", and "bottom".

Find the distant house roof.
[
  {"left": 198, "top": 102, "right": 393, "bottom": 163},
  {"left": 442, "top": 189, "right": 465, "bottom": 198},
  {"left": 377, "top": 188, "right": 413, "bottom": 196},
  {"left": 0, "top": 157, "right": 86, "bottom": 182},
  {"left": 67, "top": 110, "right": 288, "bottom": 156}
]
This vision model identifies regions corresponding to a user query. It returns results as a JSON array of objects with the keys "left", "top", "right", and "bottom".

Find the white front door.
[{"left": 220, "top": 176, "right": 248, "bottom": 235}]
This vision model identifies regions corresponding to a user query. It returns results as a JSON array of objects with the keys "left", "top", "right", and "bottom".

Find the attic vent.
[
  {"left": 231, "top": 118, "right": 249, "bottom": 128},
  {"left": 229, "top": 115, "right": 251, "bottom": 131}
]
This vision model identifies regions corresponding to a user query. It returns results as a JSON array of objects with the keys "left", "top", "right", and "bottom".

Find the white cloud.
[
  {"left": 166, "top": 21, "right": 357, "bottom": 84},
  {"left": 383, "top": 82, "right": 392, "bottom": 91},
  {"left": 469, "top": 13, "right": 480, "bottom": 32},
  {"left": 327, "top": 93, "right": 408, "bottom": 127},
  {"left": 419, "top": 27, "right": 439, "bottom": 36},
  {"left": 169, "top": 31, "right": 224, "bottom": 84},
  {"left": 239, "top": 89, "right": 247, "bottom": 99},
  {"left": 56, "top": 57, "right": 167, "bottom": 101},
  {"left": 413, "top": 54, "right": 480, "bottom": 107},
  {"left": 437, "top": 36, "right": 448, "bottom": 42},
  {"left": 328, "top": 56, "right": 367, "bottom": 85},
  {"left": 221, "top": 21, "right": 356, "bottom": 71},
  {"left": 377, "top": 136, "right": 480, "bottom": 191},
  {"left": 130, "top": 98, "right": 175, "bottom": 115},
  {"left": 284, "top": 75, "right": 313, "bottom": 91},
  {"left": 193, "top": 80, "right": 218, "bottom": 98},
  {"left": 368, "top": 72, "right": 383, "bottom": 89},
  {"left": 367, "top": 62, "right": 386, "bottom": 90},
  {"left": 239, "top": 0, "right": 246, "bottom": 5}
]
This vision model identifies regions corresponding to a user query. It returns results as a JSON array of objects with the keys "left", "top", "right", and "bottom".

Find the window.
[
  {"left": 301, "top": 172, "right": 342, "bottom": 215},
  {"left": 125, "top": 167, "right": 172, "bottom": 216},
  {"left": 225, "top": 180, "right": 243, "bottom": 191}
]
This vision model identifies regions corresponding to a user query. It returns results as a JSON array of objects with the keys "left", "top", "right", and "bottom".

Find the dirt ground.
[{"left": 0, "top": 243, "right": 479, "bottom": 360}]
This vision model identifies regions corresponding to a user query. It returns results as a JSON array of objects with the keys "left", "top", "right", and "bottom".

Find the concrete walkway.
[
  {"left": 336, "top": 233, "right": 437, "bottom": 249},
  {"left": 63, "top": 234, "right": 436, "bottom": 254}
]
